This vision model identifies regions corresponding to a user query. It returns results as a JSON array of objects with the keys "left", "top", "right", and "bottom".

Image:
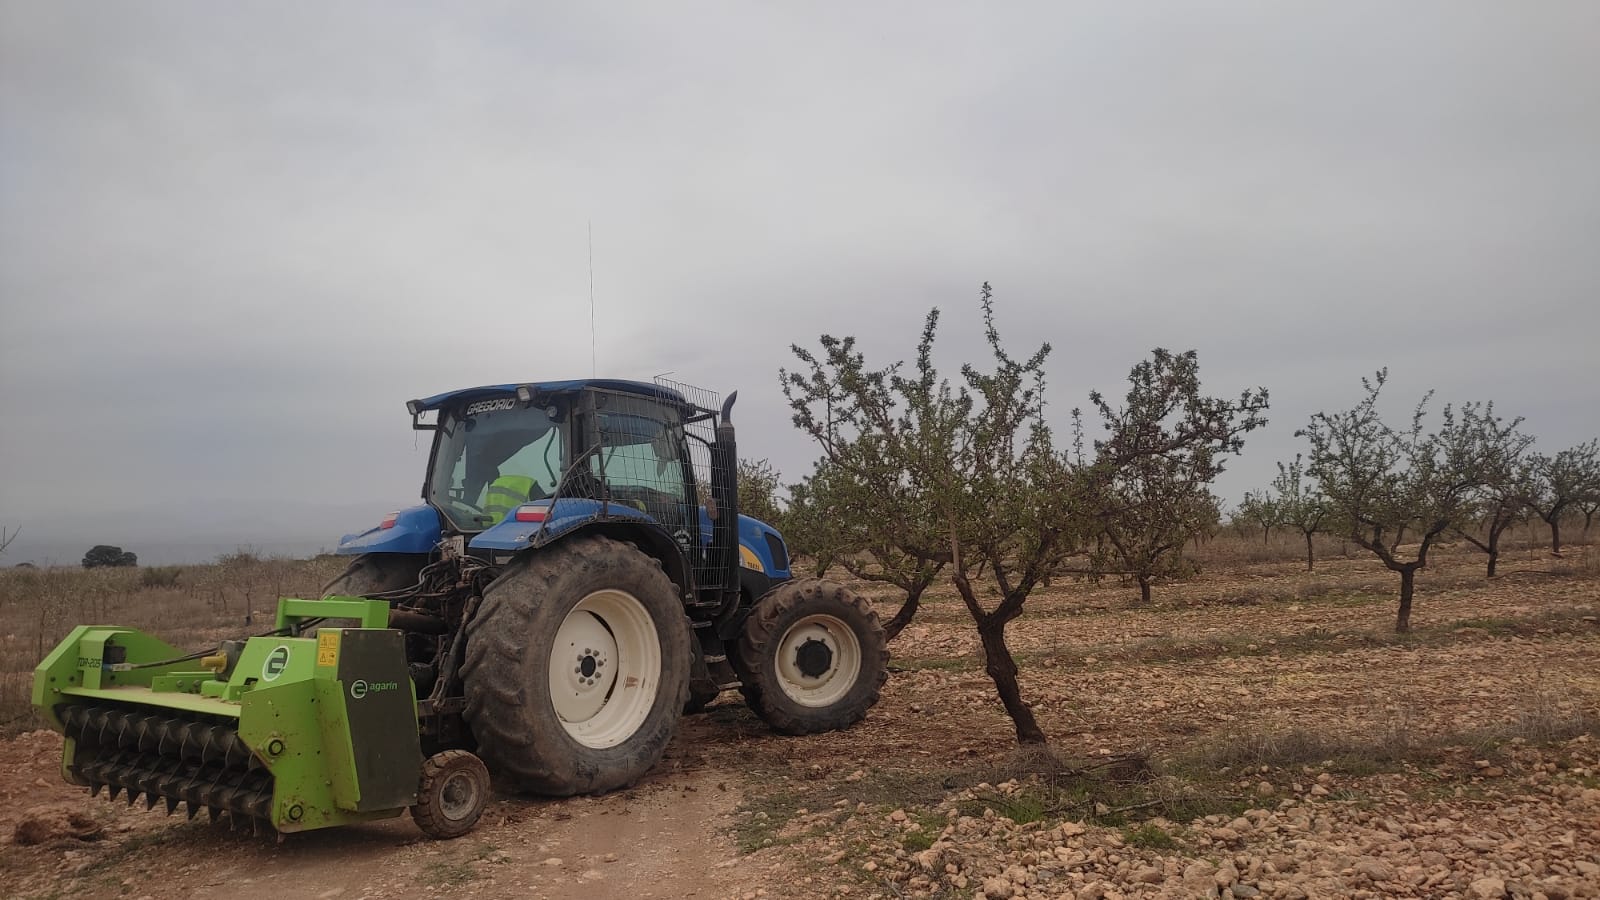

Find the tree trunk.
[
  {"left": 882, "top": 588, "right": 922, "bottom": 642},
  {"left": 1136, "top": 574, "right": 1152, "bottom": 605},
  {"left": 1303, "top": 531, "right": 1315, "bottom": 572},
  {"left": 977, "top": 619, "right": 1047, "bottom": 745},
  {"left": 1262, "top": 527, "right": 1270, "bottom": 546},
  {"left": 1550, "top": 517, "right": 1563, "bottom": 556},
  {"left": 1396, "top": 567, "right": 1414, "bottom": 633},
  {"left": 1486, "top": 525, "right": 1501, "bottom": 578}
]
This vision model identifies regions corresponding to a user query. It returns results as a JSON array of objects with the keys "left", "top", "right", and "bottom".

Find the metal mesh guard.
[{"left": 653, "top": 377, "right": 734, "bottom": 591}]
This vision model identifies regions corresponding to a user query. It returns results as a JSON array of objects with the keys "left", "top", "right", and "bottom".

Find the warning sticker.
[{"left": 316, "top": 630, "right": 341, "bottom": 668}]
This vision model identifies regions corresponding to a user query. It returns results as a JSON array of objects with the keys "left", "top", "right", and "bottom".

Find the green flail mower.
[{"left": 32, "top": 597, "right": 489, "bottom": 839}]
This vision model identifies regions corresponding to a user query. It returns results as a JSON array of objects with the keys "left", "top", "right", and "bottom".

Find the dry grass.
[
  {"left": 0, "top": 554, "right": 346, "bottom": 733},
  {"left": 1194, "top": 519, "right": 1594, "bottom": 574},
  {"left": 1185, "top": 689, "right": 1600, "bottom": 776}
]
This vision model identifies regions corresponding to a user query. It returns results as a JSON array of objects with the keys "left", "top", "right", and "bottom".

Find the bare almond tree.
[
  {"left": 1086, "top": 349, "right": 1268, "bottom": 602},
  {"left": 1300, "top": 371, "right": 1495, "bottom": 632},
  {"left": 786, "top": 288, "right": 1070, "bottom": 743},
  {"left": 1448, "top": 414, "right": 1534, "bottom": 577},
  {"left": 786, "top": 284, "right": 1268, "bottom": 743},
  {"left": 0, "top": 526, "right": 18, "bottom": 557},
  {"left": 1271, "top": 456, "right": 1327, "bottom": 572},
  {"left": 736, "top": 457, "right": 784, "bottom": 529},
  {"left": 1526, "top": 440, "right": 1600, "bottom": 556},
  {"left": 1234, "top": 489, "right": 1281, "bottom": 545}
]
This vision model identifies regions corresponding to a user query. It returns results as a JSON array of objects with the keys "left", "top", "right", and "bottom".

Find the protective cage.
[{"left": 652, "top": 376, "right": 737, "bottom": 593}]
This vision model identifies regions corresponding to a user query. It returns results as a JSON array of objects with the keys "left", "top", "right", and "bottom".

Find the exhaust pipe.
[{"left": 710, "top": 392, "right": 740, "bottom": 607}]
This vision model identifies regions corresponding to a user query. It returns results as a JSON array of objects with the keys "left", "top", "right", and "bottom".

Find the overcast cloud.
[{"left": 2, "top": 2, "right": 1597, "bottom": 563}]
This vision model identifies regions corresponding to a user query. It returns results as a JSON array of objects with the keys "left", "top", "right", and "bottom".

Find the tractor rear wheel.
[
  {"left": 461, "top": 536, "right": 690, "bottom": 796},
  {"left": 734, "top": 579, "right": 888, "bottom": 735},
  {"left": 322, "top": 553, "right": 426, "bottom": 598}
]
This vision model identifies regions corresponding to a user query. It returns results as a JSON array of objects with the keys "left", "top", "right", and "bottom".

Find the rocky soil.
[{"left": 784, "top": 738, "right": 1600, "bottom": 899}]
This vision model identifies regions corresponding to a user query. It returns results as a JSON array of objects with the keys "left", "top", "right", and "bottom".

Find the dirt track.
[{"left": 0, "top": 724, "right": 759, "bottom": 900}]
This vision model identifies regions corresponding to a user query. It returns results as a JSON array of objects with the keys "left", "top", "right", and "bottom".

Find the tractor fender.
[
  {"left": 474, "top": 505, "right": 693, "bottom": 600},
  {"left": 336, "top": 505, "right": 443, "bottom": 556}
]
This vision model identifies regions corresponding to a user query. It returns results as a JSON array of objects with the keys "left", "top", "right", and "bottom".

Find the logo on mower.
[
  {"left": 349, "top": 679, "right": 398, "bottom": 700},
  {"left": 262, "top": 645, "right": 291, "bottom": 682}
]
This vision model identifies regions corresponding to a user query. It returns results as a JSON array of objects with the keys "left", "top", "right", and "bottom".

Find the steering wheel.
[{"left": 450, "top": 495, "right": 485, "bottom": 514}]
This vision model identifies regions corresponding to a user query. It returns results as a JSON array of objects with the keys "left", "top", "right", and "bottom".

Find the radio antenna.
[{"left": 588, "top": 220, "right": 596, "bottom": 377}]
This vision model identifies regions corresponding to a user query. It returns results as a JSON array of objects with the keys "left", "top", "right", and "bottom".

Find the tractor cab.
[
  {"left": 416, "top": 379, "right": 702, "bottom": 533},
  {"left": 338, "top": 378, "right": 752, "bottom": 606},
  {"left": 424, "top": 394, "right": 570, "bottom": 532}
]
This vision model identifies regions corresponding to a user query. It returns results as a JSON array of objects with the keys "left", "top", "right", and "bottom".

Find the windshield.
[{"left": 428, "top": 399, "right": 566, "bottom": 531}]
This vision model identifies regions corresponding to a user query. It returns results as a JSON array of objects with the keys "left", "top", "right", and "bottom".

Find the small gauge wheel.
[{"left": 412, "top": 750, "right": 490, "bottom": 839}]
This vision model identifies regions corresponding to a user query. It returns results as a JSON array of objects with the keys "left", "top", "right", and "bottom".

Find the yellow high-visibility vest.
[{"left": 484, "top": 475, "right": 538, "bottom": 525}]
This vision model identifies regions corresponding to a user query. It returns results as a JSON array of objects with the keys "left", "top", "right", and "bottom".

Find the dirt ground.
[{"left": 1, "top": 544, "right": 1597, "bottom": 899}]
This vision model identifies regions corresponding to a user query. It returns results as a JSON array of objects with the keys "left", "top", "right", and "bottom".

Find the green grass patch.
[
  {"left": 847, "top": 769, "right": 956, "bottom": 808},
  {"left": 949, "top": 748, "right": 1246, "bottom": 828},
  {"left": 959, "top": 790, "right": 1049, "bottom": 825},
  {"left": 891, "top": 656, "right": 974, "bottom": 673},
  {"left": 731, "top": 790, "right": 805, "bottom": 854},
  {"left": 1123, "top": 822, "right": 1180, "bottom": 850},
  {"left": 421, "top": 860, "right": 482, "bottom": 888},
  {"left": 730, "top": 769, "right": 959, "bottom": 855}
]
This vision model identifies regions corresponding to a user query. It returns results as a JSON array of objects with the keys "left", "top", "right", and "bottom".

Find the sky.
[{"left": 2, "top": 2, "right": 1598, "bottom": 564}]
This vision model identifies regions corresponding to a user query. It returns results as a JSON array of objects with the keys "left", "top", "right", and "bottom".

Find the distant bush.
[
  {"left": 215, "top": 548, "right": 261, "bottom": 566},
  {"left": 139, "top": 566, "right": 183, "bottom": 589},
  {"left": 83, "top": 545, "right": 138, "bottom": 568}
]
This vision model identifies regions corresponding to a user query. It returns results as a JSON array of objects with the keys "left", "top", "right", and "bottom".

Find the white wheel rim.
[
  {"left": 548, "top": 588, "right": 661, "bottom": 749},
  {"left": 774, "top": 614, "right": 861, "bottom": 708}
]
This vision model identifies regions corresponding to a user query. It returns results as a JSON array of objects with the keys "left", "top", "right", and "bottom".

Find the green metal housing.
[{"left": 31, "top": 597, "right": 423, "bottom": 834}]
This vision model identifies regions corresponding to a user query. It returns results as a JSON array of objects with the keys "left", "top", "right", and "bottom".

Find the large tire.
[
  {"left": 460, "top": 536, "right": 690, "bottom": 796},
  {"left": 322, "top": 553, "right": 427, "bottom": 598},
  {"left": 734, "top": 578, "right": 888, "bottom": 735}
]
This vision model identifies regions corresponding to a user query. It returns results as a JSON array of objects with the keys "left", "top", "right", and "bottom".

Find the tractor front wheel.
[
  {"left": 734, "top": 579, "right": 888, "bottom": 735},
  {"left": 461, "top": 536, "right": 690, "bottom": 795}
]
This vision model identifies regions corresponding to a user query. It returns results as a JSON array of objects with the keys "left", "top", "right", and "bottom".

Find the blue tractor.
[{"left": 327, "top": 378, "right": 887, "bottom": 796}]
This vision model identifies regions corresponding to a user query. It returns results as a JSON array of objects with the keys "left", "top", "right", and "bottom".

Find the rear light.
[
  {"left": 379, "top": 511, "right": 399, "bottom": 530},
  {"left": 514, "top": 506, "right": 548, "bottom": 523}
]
